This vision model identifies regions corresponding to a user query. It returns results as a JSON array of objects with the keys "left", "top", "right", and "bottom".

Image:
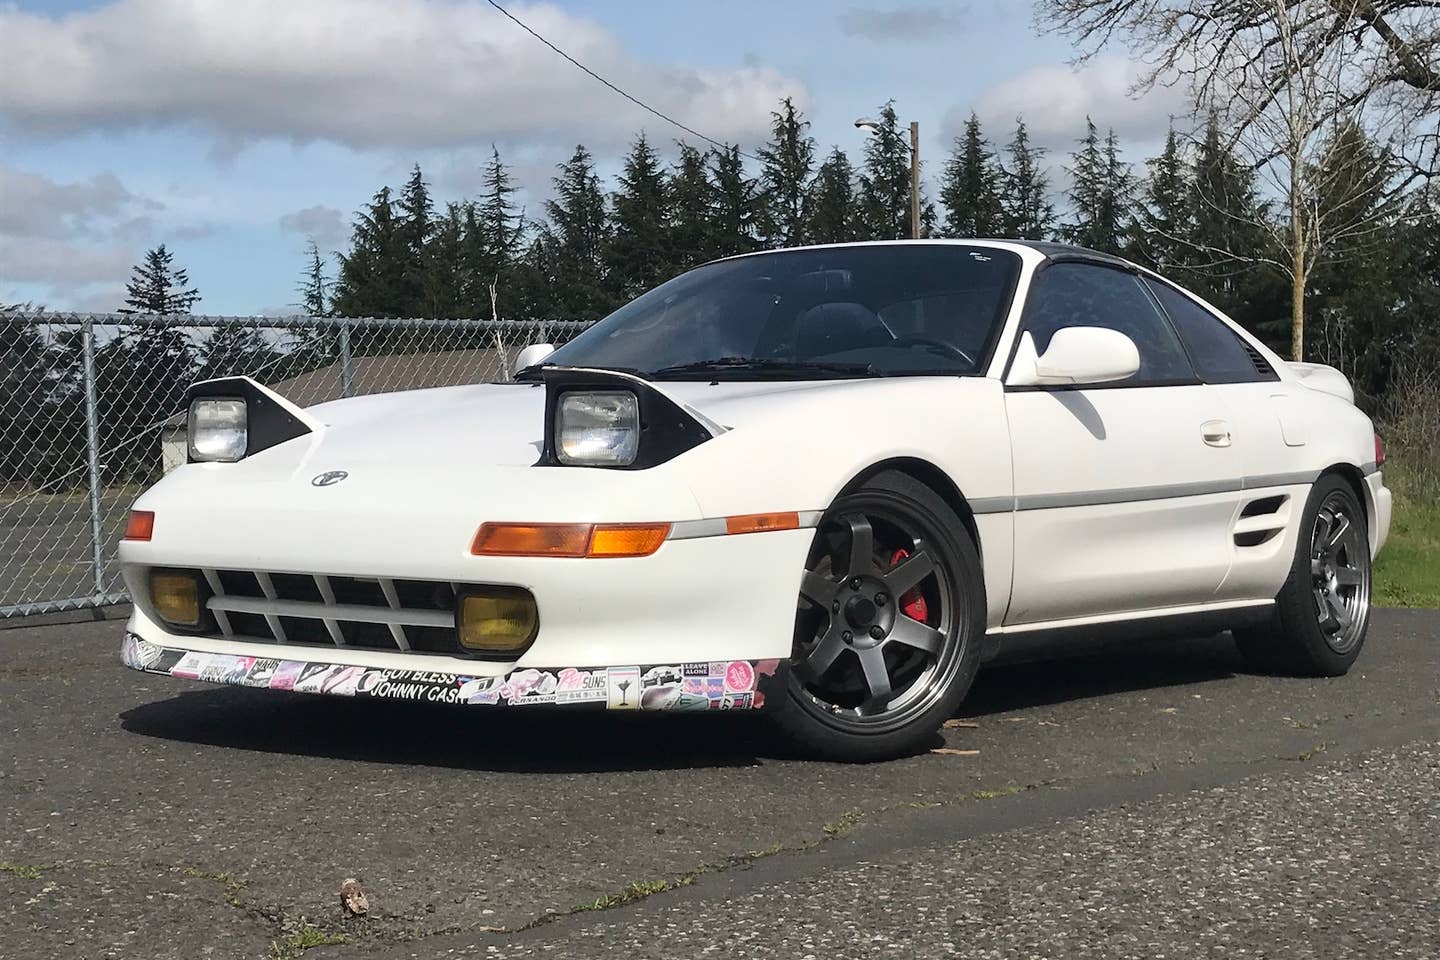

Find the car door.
[
  {"left": 1003, "top": 261, "right": 1244, "bottom": 625},
  {"left": 1141, "top": 276, "right": 1298, "bottom": 604}
]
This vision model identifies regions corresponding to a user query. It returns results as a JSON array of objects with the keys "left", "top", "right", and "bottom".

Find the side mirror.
[
  {"left": 514, "top": 343, "right": 555, "bottom": 376},
  {"left": 1009, "top": 327, "right": 1139, "bottom": 387}
]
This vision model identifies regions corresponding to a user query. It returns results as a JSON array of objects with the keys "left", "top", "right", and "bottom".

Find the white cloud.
[
  {"left": 0, "top": 0, "right": 806, "bottom": 153},
  {"left": 278, "top": 205, "right": 347, "bottom": 248},
  {"left": 0, "top": 165, "right": 158, "bottom": 308},
  {"left": 955, "top": 55, "right": 1188, "bottom": 153}
]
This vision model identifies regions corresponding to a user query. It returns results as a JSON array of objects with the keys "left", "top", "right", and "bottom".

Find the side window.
[
  {"left": 1021, "top": 263, "right": 1194, "bottom": 384},
  {"left": 1143, "top": 278, "right": 1277, "bottom": 384}
]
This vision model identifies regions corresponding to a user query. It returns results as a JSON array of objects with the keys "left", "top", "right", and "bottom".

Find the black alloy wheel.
[{"left": 771, "top": 470, "right": 984, "bottom": 761}]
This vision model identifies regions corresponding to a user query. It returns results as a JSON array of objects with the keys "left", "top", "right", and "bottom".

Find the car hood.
[{"left": 299, "top": 377, "right": 913, "bottom": 469}]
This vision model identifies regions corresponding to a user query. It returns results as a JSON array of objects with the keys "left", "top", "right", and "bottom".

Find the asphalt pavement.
[{"left": 2, "top": 609, "right": 1437, "bottom": 959}]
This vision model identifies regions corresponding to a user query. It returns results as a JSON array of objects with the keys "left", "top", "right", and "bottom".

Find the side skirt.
[{"left": 980, "top": 600, "right": 1276, "bottom": 665}]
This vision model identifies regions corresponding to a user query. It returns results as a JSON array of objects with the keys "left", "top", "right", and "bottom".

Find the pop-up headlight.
[
  {"left": 556, "top": 391, "right": 640, "bottom": 466},
  {"left": 188, "top": 398, "right": 248, "bottom": 462}
]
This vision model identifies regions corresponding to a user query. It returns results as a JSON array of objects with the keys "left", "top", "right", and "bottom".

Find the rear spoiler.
[{"left": 1287, "top": 362, "right": 1354, "bottom": 405}]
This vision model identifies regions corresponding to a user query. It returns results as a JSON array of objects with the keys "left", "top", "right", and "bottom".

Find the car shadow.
[
  {"left": 119, "top": 690, "right": 771, "bottom": 773},
  {"left": 960, "top": 631, "right": 1245, "bottom": 718},
  {"left": 120, "top": 633, "right": 1256, "bottom": 770}
]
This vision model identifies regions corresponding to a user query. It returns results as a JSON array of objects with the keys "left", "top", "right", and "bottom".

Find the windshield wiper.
[
  {"left": 513, "top": 363, "right": 644, "bottom": 382},
  {"left": 650, "top": 357, "right": 881, "bottom": 378}
]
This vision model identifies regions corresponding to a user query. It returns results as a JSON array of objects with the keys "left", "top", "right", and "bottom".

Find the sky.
[{"left": 0, "top": 0, "right": 1187, "bottom": 315}]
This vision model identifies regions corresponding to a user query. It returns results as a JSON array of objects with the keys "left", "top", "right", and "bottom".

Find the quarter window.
[
  {"left": 1143, "top": 278, "right": 1276, "bottom": 383},
  {"left": 1020, "top": 263, "right": 1195, "bottom": 385}
]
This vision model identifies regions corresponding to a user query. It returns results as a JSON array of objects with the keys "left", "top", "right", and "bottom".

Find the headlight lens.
[
  {"left": 188, "top": 398, "right": 248, "bottom": 462},
  {"left": 557, "top": 391, "right": 640, "bottom": 466}
]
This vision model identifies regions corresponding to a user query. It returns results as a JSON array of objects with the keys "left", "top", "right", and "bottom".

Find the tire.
[
  {"left": 1234, "top": 474, "right": 1373, "bottom": 677},
  {"left": 768, "top": 470, "right": 985, "bottom": 762}
]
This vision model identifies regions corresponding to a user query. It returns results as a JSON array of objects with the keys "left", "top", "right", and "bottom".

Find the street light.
[{"left": 855, "top": 117, "right": 921, "bottom": 240}]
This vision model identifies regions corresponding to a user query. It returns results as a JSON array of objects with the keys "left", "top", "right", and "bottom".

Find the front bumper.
[{"left": 122, "top": 632, "right": 785, "bottom": 711}]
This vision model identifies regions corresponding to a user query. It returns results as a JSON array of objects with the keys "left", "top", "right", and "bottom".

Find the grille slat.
[{"left": 190, "top": 569, "right": 464, "bottom": 656}]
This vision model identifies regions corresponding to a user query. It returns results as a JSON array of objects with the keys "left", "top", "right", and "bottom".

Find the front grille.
[{"left": 192, "top": 568, "right": 462, "bottom": 655}]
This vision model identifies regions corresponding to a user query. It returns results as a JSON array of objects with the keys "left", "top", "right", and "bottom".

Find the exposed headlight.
[
  {"left": 188, "top": 398, "right": 248, "bottom": 462},
  {"left": 556, "top": 391, "right": 640, "bottom": 466}
]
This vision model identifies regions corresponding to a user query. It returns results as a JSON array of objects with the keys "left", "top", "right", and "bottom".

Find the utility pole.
[{"left": 857, "top": 115, "right": 923, "bottom": 240}]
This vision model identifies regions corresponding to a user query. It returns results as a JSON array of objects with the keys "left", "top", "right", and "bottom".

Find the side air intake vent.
[{"left": 1242, "top": 342, "right": 1277, "bottom": 379}]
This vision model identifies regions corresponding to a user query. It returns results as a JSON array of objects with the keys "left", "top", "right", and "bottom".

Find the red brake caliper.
[{"left": 889, "top": 548, "right": 928, "bottom": 622}]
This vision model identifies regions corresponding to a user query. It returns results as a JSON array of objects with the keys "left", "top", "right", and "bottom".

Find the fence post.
[
  {"left": 80, "top": 316, "right": 106, "bottom": 598},
  {"left": 338, "top": 319, "right": 354, "bottom": 398}
]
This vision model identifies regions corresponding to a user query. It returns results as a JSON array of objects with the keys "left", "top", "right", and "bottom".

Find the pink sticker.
[{"left": 724, "top": 660, "right": 755, "bottom": 693}]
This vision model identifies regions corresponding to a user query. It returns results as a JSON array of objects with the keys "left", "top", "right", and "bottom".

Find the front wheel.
[
  {"left": 769, "top": 471, "right": 984, "bottom": 762},
  {"left": 1235, "top": 474, "right": 1372, "bottom": 676}
]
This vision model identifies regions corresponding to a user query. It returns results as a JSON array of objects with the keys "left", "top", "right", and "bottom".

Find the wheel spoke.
[
  {"left": 883, "top": 549, "right": 935, "bottom": 596},
  {"left": 800, "top": 571, "right": 837, "bottom": 607},
  {"left": 1334, "top": 565, "right": 1362, "bottom": 588},
  {"left": 1310, "top": 558, "right": 1326, "bottom": 579},
  {"left": 1326, "top": 513, "right": 1351, "bottom": 548},
  {"left": 856, "top": 646, "right": 892, "bottom": 711},
  {"left": 841, "top": 515, "right": 874, "bottom": 578},
  {"left": 888, "top": 615, "right": 944, "bottom": 657},
  {"left": 1325, "top": 592, "right": 1351, "bottom": 629},
  {"left": 801, "top": 632, "right": 847, "bottom": 679}
]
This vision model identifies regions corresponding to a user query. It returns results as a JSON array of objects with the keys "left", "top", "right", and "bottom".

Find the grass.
[
  {"left": 269, "top": 924, "right": 348, "bottom": 959},
  {"left": 1374, "top": 481, "right": 1440, "bottom": 608},
  {"left": 0, "top": 861, "right": 45, "bottom": 880}
]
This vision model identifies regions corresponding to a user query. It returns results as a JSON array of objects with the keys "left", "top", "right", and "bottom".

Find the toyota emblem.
[{"left": 311, "top": 470, "right": 349, "bottom": 487}]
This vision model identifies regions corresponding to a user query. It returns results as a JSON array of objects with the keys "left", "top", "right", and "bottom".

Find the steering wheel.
[{"left": 889, "top": 336, "right": 975, "bottom": 367}]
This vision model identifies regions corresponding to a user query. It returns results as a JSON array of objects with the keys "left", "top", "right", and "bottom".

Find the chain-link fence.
[{"left": 0, "top": 309, "right": 593, "bottom": 618}]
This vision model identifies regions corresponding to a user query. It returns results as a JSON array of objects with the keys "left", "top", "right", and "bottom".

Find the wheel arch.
[{"left": 837, "top": 457, "right": 983, "bottom": 561}]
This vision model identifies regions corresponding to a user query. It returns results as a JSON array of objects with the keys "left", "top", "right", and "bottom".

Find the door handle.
[{"left": 1202, "top": 420, "right": 1232, "bottom": 447}]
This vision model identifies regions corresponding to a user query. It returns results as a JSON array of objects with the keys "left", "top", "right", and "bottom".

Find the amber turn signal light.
[
  {"left": 150, "top": 570, "right": 201, "bottom": 627},
  {"left": 124, "top": 510, "right": 155, "bottom": 541},
  {"left": 471, "top": 522, "right": 670, "bottom": 558},
  {"left": 457, "top": 588, "right": 539, "bottom": 654},
  {"left": 725, "top": 512, "right": 800, "bottom": 535}
]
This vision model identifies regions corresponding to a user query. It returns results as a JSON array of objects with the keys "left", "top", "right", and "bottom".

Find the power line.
[{"left": 482, "top": 0, "right": 761, "bottom": 162}]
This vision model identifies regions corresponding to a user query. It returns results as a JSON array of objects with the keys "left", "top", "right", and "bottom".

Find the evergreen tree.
[
  {"left": 708, "top": 146, "right": 762, "bottom": 258},
  {"left": 939, "top": 113, "right": 1003, "bottom": 238},
  {"left": 608, "top": 133, "right": 671, "bottom": 299},
  {"left": 477, "top": 147, "right": 523, "bottom": 267},
  {"left": 757, "top": 97, "right": 816, "bottom": 247},
  {"left": 120, "top": 244, "right": 201, "bottom": 314},
  {"left": 999, "top": 119, "right": 1055, "bottom": 240},
  {"left": 1061, "top": 119, "right": 1133, "bottom": 253},
  {"left": 857, "top": 102, "right": 913, "bottom": 240},
  {"left": 666, "top": 143, "right": 716, "bottom": 271},
  {"left": 806, "top": 148, "right": 859, "bottom": 244},
  {"left": 297, "top": 240, "right": 329, "bottom": 316},
  {"left": 332, "top": 186, "right": 408, "bottom": 318},
  {"left": 1131, "top": 127, "right": 1194, "bottom": 270},
  {"left": 1186, "top": 113, "right": 1281, "bottom": 332},
  {"left": 423, "top": 202, "right": 468, "bottom": 319},
  {"left": 395, "top": 164, "right": 433, "bottom": 316},
  {"left": 543, "top": 145, "right": 613, "bottom": 318}
]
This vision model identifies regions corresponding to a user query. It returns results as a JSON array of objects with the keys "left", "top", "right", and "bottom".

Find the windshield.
[{"left": 538, "top": 244, "right": 1022, "bottom": 379}]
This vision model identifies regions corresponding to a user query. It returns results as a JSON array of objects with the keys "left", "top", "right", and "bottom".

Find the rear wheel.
[
  {"left": 769, "top": 471, "right": 984, "bottom": 762},
  {"left": 1235, "top": 474, "right": 1372, "bottom": 676}
]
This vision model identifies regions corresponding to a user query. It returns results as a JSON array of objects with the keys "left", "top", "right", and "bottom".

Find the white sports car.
[{"left": 119, "top": 240, "right": 1391, "bottom": 761}]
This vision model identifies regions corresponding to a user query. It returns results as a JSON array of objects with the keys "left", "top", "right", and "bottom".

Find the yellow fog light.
[
  {"left": 150, "top": 570, "right": 202, "bottom": 628},
  {"left": 457, "top": 588, "right": 539, "bottom": 655}
]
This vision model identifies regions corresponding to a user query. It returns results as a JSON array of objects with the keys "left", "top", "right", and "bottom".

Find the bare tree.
[
  {"left": 1034, "top": 0, "right": 1440, "bottom": 179},
  {"left": 1037, "top": 0, "right": 1423, "bottom": 359}
]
